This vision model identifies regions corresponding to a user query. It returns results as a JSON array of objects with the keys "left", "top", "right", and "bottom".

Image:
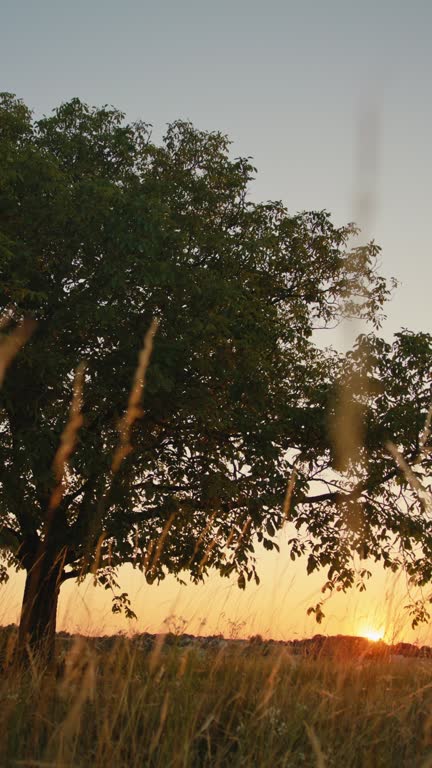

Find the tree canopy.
[{"left": 1, "top": 93, "right": 431, "bottom": 659}]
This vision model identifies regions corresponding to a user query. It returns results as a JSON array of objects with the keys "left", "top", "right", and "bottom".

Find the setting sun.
[{"left": 360, "top": 627, "right": 385, "bottom": 642}]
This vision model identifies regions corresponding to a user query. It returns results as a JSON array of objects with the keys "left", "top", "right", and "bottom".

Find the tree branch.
[
  {"left": 301, "top": 459, "right": 413, "bottom": 508},
  {"left": 60, "top": 568, "right": 83, "bottom": 583}
]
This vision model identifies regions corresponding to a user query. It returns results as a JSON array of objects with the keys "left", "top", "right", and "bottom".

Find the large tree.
[{"left": 1, "top": 94, "right": 431, "bottom": 662}]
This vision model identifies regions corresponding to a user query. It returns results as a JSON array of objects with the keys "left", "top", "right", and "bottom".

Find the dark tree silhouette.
[{"left": 1, "top": 93, "right": 431, "bottom": 663}]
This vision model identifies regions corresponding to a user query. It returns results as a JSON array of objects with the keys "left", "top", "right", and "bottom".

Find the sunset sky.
[{"left": 2, "top": 0, "right": 432, "bottom": 642}]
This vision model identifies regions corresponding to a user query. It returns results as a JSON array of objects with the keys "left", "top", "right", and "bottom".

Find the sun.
[{"left": 360, "top": 627, "right": 384, "bottom": 642}]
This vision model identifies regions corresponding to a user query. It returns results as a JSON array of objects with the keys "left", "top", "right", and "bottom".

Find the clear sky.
[{"left": 2, "top": 0, "right": 432, "bottom": 642}]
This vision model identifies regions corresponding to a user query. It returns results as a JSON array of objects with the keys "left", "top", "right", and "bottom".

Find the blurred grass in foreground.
[{"left": 2, "top": 633, "right": 432, "bottom": 767}]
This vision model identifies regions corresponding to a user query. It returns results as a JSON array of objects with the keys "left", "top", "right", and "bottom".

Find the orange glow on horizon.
[{"left": 360, "top": 627, "right": 385, "bottom": 642}]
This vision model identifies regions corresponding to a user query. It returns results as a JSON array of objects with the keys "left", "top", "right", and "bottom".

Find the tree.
[{"left": 0, "top": 93, "right": 431, "bottom": 663}]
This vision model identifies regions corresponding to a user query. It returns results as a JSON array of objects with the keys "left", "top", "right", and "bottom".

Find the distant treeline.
[{"left": 1, "top": 624, "right": 430, "bottom": 662}]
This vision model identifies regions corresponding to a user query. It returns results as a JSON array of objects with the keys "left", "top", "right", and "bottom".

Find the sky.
[{"left": 2, "top": 0, "right": 432, "bottom": 642}]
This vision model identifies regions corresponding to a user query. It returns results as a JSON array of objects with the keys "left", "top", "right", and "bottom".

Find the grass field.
[{"left": 2, "top": 632, "right": 432, "bottom": 768}]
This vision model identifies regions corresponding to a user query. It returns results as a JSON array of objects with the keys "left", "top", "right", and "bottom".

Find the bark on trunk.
[{"left": 17, "top": 552, "right": 64, "bottom": 666}]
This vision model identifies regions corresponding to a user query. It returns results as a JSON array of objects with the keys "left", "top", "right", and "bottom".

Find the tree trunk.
[{"left": 16, "top": 551, "right": 64, "bottom": 667}]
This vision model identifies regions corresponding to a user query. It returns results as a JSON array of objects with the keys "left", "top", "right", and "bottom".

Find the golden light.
[{"left": 360, "top": 627, "right": 384, "bottom": 642}]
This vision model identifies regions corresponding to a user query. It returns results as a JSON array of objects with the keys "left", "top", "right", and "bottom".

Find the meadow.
[{"left": 2, "top": 630, "right": 432, "bottom": 768}]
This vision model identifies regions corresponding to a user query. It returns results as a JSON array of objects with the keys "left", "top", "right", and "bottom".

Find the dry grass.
[
  {"left": 0, "top": 315, "right": 36, "bottom": 387},
  {"left": 1, "top": 634, "right": 432, "bottom": 767}
]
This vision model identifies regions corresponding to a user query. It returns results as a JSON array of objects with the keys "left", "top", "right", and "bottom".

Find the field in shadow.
[{"left": 2, "top": 626, "right": 432, "bottom": 767}]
